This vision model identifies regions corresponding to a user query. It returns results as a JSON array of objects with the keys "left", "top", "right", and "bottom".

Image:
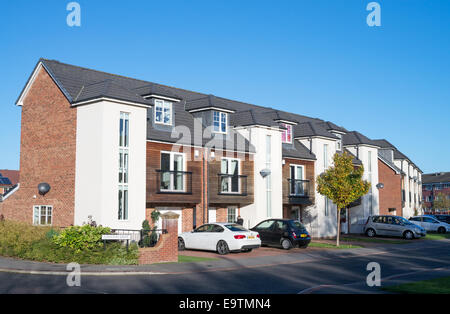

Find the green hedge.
[{"left": 0, "top": 220, "right": 138, "bottom": 265}]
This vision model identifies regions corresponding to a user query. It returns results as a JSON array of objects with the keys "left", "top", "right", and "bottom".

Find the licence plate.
[
  {"left": 248, "top": 236, "right": 255, "bottom": 239},
  {"left": 300, "top": 234, "right": 308, "bottom": 238}
]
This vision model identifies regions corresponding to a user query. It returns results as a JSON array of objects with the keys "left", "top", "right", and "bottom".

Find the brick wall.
[
  {"left": 138, "top": 212, "right": 179, "bottom": 264},
  {"left": 378, "top": 159, "right": 402, "bottom": 216},
  {"left": 0, "top": 67, "right": 77, "bottom": 226}
]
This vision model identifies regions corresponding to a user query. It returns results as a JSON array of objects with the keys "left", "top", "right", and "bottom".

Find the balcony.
[
  {"left": 217, "top": 174, "right": 248, "bottom": 196},
  {"left": 155, "top": 170, "right": 192, "bottom": 194},
  {"left": 287, "top": 179, "right": 313, "bottom": 205},
  {"left": 348, "top": 197, "right": 362, "bottom": 208}
]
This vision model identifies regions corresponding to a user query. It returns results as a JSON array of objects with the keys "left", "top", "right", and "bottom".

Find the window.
[
  {"left": 220, "top": 158, "right": 240, "bottom": 193},
  {"left": 118, "top": 112, "right": 129, "bottom": 220},
  {"left": 255, "top": 220, "right": 275, "bottom": 230},
  {"left": 154, "top": 100, "right": 172, "bottom": 125},
  {"left": 323, "top": 144, "right": 329, "bottom": 169},
  {"left": 224, "top": 224, "right": 247, "bottom": 232},
  {"left": 227, "top": 207, "right": 237, "bottom": 223},
  {"left": 213, "top": 111, "right": 227, "bottom": 133},
  {"left": 281, "top": 123, "right": 292, "bottom": 143},
  {"left": 33, "top": 205, "right": 52, "bottom": 225},
  {"left": 335, "top": 133, "right": 342, "bottom": 151},
  {"left": 161, "top": 152, "right": 185, "bottom": 192},
  {"left": 324, "top": 197, "right": 329, "bottom": 216},
  {"left": 290, "top": 165, "right": 305, "bottom": 195}
]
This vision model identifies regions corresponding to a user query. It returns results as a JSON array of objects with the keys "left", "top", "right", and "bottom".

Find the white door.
[
  {"left": 341, "top": 208, "right": 348, "bottom": 234},
  {"left": 208, "top": 208, "right": 217, "bottom": 223},
  {"left": 157, "top": 208, "right": 183, "bottom": 235}
]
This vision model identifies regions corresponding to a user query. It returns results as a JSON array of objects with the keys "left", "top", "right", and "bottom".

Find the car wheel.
[
  {"left": 366, "top": 228, "right": 376, "bottom": 237},
  {"left": 178, "top": 237, "right": 185, "bottom": 251},
  {"left": 404, "top": 230, "right": 414, "bottom": 240},
  {"left": 281, "top": 238, "right": 292, "bottom": 250},
  {"left": 216, "top": 240, "right": 230, "bottom": 255},
  {"left": 438, "top": 227, "right": 446, "bottom": 234}
]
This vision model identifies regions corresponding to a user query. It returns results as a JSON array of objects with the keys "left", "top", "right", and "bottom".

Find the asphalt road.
[{"left": 0, "top": 240, "right": 449, "bottom": 294}]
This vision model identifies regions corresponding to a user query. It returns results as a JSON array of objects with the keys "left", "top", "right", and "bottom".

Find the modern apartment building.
[
  {"left": 0, "top": 59, "right": 423, "bottom": 237},
  {"left": 422, "top": 172, "right": 450, "bottom": 213}
]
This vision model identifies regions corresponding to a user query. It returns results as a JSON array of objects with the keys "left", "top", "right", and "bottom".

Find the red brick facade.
[
  {"left": 0, "top": 67, "right": 77, "bottom": 226},
  {"left": 378, "top": 159, "right": 402, "bottom": 216}
]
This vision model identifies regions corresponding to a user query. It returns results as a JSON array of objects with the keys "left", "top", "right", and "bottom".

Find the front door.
[
  {"left": 340, "top": 208, "right": 348, "bottom": 234},
  {"left": 290, "top": 206, "right": 300, "bottom": 221},
  {"left": 208, "top": 208, "right": 217, "bottom": 223}
]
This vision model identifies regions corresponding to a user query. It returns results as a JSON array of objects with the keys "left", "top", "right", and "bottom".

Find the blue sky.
[{"left": 0, "top": 0, "right": 449, "bottom": 173}]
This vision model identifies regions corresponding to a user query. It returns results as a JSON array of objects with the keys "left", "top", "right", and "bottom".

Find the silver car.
[{"left": 364, "top": 215, "right": 426, "bottom": 240}]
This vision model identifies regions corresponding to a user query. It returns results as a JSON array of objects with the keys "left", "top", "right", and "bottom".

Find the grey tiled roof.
[
  {"left": 372, "top": 139, "right": 422, "bottom": 172},
  {"left": 378, "top": 153, "right": 403, "bottom": 174},
  {"left": 282, "top": 141, "right": 316, "bottom": 160},
  {"left": 20, "top": 59, "right": 421, "bottom": 169},
  {"left": 422, "top": 172, "right": 450, "bottom": 184},
  {"left": 293, "top": 122, "right": 339, "bottom": 140},
  {"left": 343, "top": 131, "right": 379, "bottom": 147}
]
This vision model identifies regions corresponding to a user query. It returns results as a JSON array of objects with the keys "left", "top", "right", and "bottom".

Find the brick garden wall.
[{"left": 0, "top": 66, "right": 77, "bottom": 226}]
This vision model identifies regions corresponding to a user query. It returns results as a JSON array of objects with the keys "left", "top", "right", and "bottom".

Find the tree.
[
  {"left": 433, "top": 192, "right": 450, "bottom": 212},
  {"left": 316, "top": 152, "right": 371, "bottom": 246}
]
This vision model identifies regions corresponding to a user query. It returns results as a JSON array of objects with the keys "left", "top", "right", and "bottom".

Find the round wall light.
[{"left": 38, "top": 183, "right": 51, "bottom": 195}]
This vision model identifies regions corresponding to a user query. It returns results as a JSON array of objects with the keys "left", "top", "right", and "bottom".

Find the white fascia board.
[
  {"left": 274, "top": 119, "right": 298, "bottom": 125},
  {"left": 234, "top": 125, "right": 283, "bottom": 132},
  {"left": 146, "top": 139, "right": 255, "bottom": 155},
  {"left": 295, "top": 135, "right": 337, "bottom": 141},
  {"left": 143, "top": 94, "right": 181, "bottom": 102},
  {"left": 187, "top": 107, "right": 236, "bottom": 114},
  {"left": 16, "top": 63, "right": 44, "bottom": 106},
  {"left": 72, "top": 97, "right": 152, "bottom": 109}
]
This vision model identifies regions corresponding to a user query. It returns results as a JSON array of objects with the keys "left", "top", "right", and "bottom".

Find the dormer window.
[
  {"left": 281, "top": 123, "right": 292, "bottom": 143},
  {"left": 334, "top": 133, "right": 342, "bottom": 151},
  {"left": 213, "top": 111, "right": 227, "bottom": 133},
  {"left": 155, "top": 99, "right": 172, "bottom": 125}
]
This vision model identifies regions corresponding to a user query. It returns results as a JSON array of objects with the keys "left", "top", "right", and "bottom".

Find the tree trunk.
[{"left": 336, "top": 208, "right": 341, "bottom": 247}]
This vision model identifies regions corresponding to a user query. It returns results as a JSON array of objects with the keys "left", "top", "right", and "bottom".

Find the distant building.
[{"left": 422, "top": 172, "right": 450, "bottom": 214}]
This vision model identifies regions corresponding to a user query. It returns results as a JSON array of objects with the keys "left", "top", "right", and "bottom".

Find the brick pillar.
[{"left": 138, "top": 211, "right": 179, "bottom": 265}]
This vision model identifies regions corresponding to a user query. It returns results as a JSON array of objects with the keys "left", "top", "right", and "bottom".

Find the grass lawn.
[
  {"left": 309, "top": 242, "right": 362, "bottom": 249},
  {"left": 423, "top": 232, "right": 450, "bottom": 241},
  {"left": 178, "top": 255, "right": 219, "bottom": 263},
  {"left": 340, "top": 236, "right": 409, "bottom": 245},
  {"left": 382, "top": 276, "right": 450, "bottom": 294}
]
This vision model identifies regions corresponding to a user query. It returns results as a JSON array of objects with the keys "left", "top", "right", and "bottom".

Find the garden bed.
[{"left": 0, "top": 220, "right": 138, "bottom": 265}]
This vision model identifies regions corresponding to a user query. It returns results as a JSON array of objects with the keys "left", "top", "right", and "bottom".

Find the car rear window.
[
  {"left": 290, "top": 221, "right": 305, "bottom": 230},
  {"left": 224, "top": 224, "right": 248, "bottom": 232}
]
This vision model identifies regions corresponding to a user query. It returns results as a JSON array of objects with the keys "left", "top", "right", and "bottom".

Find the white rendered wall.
[
  {"left": 74, "top": 100, "right": 147, "bottom": 229},
  {"left": 238, "top": 126, "right": 283, "bottom": 229}
]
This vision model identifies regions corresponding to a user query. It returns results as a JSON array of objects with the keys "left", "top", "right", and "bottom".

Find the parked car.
[
  {"left": 409, "top": 216, "right": 450, "bottom": 233},
  {"left": 364, "top": 215, "right": 426, "bottom": 239},
  {"left": 434, "top": 215, "right": 450, "bottom": 224},
  {"left": 250, "top": 219, "right": 311, "bottom": 250},
  {"left": 178, "top": 223, "right": 261, "bottom": 255}
]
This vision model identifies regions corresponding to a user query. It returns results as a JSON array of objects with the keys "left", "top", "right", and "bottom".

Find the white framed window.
[
  {"left": 33, "top": 205, "right": 52, "bottom": 225},
  {"left": 118, "top": 112, "right": 130, "bottom": 220},
  {"left": 220, "top": 157, "right": 240, "bottom": 193},
  {"left": 335, "top": 133, "right": 342, "bottom": 151},
  {"left": 289, "top": 164, "right": 305, "bottom": 196},
  {"left": 281, "top": 123, "right": 293, "bottom": 144},
  {"left": 160, "top": 151, "right": 185, "bottom": 192},
  {"left": 227, "top": 206, "right": 237, "bottom": 223},
  {"left": 324, "top": 197, "right": 329, "bottom": 216},
  {"left": 323, "top": 144, "right": 329, "bottom": 169},
  {"left": 213, "top": 111, "right": 227, "bottom": 133},
  {"left": 154, "top": 99, "right": 172, "bottom": 125}
]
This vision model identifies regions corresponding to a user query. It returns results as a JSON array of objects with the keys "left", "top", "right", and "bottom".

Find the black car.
[
  {"left": 434, "top": 215, "right": 450, "bottom": 224},
  {"left": 250, "top": 219, "right": 311, "bottom": 250}
]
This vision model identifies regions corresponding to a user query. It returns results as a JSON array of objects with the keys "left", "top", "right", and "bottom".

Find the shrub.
[
  {"left": 0, "top": 220, "right": 50, "bottom": 257},
  {"left": 52, "top": 224, "right": 111, "bottom": 252}
]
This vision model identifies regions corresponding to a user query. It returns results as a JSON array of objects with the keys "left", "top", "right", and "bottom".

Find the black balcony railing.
[
  {"left": 288, "top": 179, "right": 310, "bottom": 197},
  {"left": 156, "top": 170, "right": 192, "bottom": 194},
  {"left": 218, "top": 174, "right": 248, "bottom": 196},
  {"left": 348, "top": 197, "right": 362, "bottom": 208}
]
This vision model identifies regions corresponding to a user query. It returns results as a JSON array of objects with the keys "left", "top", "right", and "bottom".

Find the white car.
[
  {"left": 178, "top": 223, "right": 261, "bottom": 255},
  {"left": 409, "top": 216, "right": 450, "bottom": 233}
]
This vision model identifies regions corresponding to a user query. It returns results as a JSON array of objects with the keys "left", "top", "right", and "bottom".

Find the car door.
[
  {"left": 252, "top": 220, "right": 275, "bottom": 245},
  {"left": 375, "top": 216, "right": 389, "bottom": 236},
  {"left": 384, "top": 216, "right": 397, "bottom": 236},
  {"left": 390, "top": 217, "right": 404, "bottom": 237},
  {"left": 208, "top": 224, "right": 225, "bottom": 251},
  {"left": 187, "top": 224, "right": 210, "bottom": 250},
  {"left": 268, "top": 221, "right": 286, "bottom": 245},
  {"left": 422, "top": 217, "right": 438, "bottom": 231},
  {"left": 409, "top": 217, "right": 422, "bottom": 228}
]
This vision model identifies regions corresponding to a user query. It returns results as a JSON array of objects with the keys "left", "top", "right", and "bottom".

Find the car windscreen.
[
  {"left": 224, "top": 224, "right": 249, "bottom": 232},
  {"left": 398, "top": 217, "right": 413, "bottom": 225},
  {"left": 289, "top": 221, "right": 306, "bottom": 230}
]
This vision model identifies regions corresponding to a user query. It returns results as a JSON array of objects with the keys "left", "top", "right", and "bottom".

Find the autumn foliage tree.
[{"left": 316, "top": 152, "right": 371, "bottom": 246}]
